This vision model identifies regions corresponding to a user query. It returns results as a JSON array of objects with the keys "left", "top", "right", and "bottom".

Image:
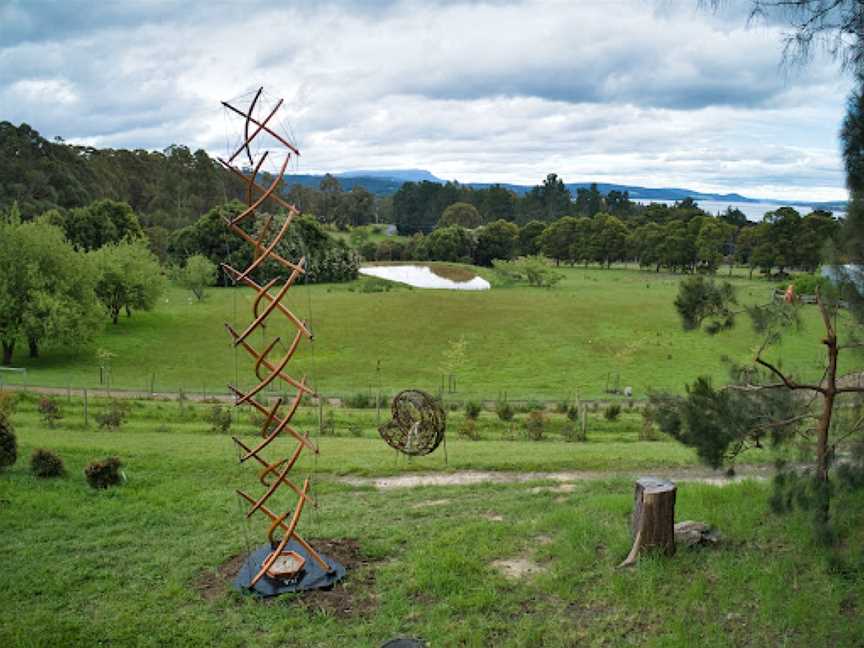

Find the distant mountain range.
[{"left": 285, "top": 169, "right": 846, "bottom": 211}]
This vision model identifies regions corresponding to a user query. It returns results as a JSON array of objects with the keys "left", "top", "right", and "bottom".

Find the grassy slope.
[
  {"left": 1, "top": 399, "right": 861, "bottom": 647},
  {"left": 1, "top": 265, "right": 840, "bottom": 399}
]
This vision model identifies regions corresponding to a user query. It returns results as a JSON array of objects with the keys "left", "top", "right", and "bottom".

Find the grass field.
[
  {"left": 1, "top": 394, "right": 862, "bottom": 647},
  {"left": 0, "top": 265, "right": 847, "bottom": 400}
]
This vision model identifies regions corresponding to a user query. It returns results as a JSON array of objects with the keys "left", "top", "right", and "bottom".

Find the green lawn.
[
  {"left": 1, "top": 395, "right": 861, "bottom": 647},
  {"left": 0, "top": 265, "right": 843, "bottom": 400}
]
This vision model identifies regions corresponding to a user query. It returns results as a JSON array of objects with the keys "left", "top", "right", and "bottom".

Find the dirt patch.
[
  {"left": 192, "top": 538, "right": 379, "bottom": 618},
  {"left": 530, "top": 483, "right": 578, "bottom": 494},
  {"left": 194, "top": 552, "right": 248, "bottom": 603},
  {"left": 339, "top": 466, "right": 773, "bottom": 491},
  {"left": 411, "top": 498, "right": 451, "bottom": 509},
  {"left": 534, "top": 534, "right": 553, "bottom": 546},
  {"left": 481, "top": 511, "right": 505, "bottom": 522},
  {"left": 492, "top": 557, "right": 547, "bottom": 580}
]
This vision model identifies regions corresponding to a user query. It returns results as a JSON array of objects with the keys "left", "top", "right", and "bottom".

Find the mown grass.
[
  {"left": 1, "top": 395, "right": 862, "bottom": 647},
  {"left": 0, "top": 265, "right": 846, "bottom": 400}
]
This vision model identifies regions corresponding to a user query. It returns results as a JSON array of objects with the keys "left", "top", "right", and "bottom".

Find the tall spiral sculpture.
[{"left": 218, "top": 88, "right": 343, "bottom": 594}]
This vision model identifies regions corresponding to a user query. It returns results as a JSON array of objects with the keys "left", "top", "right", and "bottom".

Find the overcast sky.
[{"left": 0, "top": 0, "right": 854, "bottom": 201}]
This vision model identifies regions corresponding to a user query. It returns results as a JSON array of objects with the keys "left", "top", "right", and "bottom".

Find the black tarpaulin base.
[{"left": 232, "top": 540, "right": 347, "bottom": 597}]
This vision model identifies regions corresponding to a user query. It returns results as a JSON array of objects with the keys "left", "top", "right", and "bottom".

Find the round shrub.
[
  {"left": 84, "top": 457, "right": 124, "bottom": 489},
  {"left": 525, "top": 411, "right": 545, "bottom": 441},
  {"left": 495, "top": 401, "right": 514, "bottom": 422},
  {"left": 566, "top": 405, "right": 580, "bottom": 422},
  {"left": 30, "top": 449, "right": 64, "bottom": 478},
  {"left": 464, "top": 401, "right": 482, "bottom": 420},
  {"left": 38, "top": 397, "right": 63, "bottom": 428},
  {"left": 603, "top": 404, "right": 621, "bottom": 421},
  {"left": 205, "top": 405, "right": 232, "bottom": 434},
  {"left": 0, "top": 415, "right": 17, "bottom": 469},
  {"left": 457, "top": 419, "right": 480, "bottom": 441},
  {"left": 95, "top": 400, "right": 130, "bottom": 431}
]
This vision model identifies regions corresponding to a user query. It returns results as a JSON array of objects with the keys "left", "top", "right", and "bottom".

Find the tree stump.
[{"left": 619, "top": 477, "right": 676, "bottom": 567}]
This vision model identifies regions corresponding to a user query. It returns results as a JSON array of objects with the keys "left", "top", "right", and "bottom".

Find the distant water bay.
[{"left": 632, "top": 199, "right": 845, "bottom": 221}]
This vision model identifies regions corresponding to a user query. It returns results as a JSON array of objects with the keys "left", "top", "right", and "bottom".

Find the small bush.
[
  {"left": 95, "top": 400, "right": 130, "bottom": 431},
  {"left": 347, "top": 421, "right": 363, "bottom": 437},
  {"left": 566, "top": 405, "right": 580, "bottom": 422},
  {"left": 320, "top": 411, "right": 336, "bottom": 437},
  {"left": 38, "top": 397, "right": 63, "bottom": 428},
  {"left": 561, "top": 423, "right": 586, "bottom": 443},
  {"left": 84, "top": 457, "right": 123, "bottom": 489},
  {"left": 30, "top": 449, "right": 64, "bottom": 478},
  {"left": 555, "top": 400, "right": 569, "bottom": 414},
  {"left": 525, "top": 411, "right": 545, "bottom": 441},
  {"left": 0, "top": 392, "right": 17, "bottom": 420},
  {"left": 205, "top": 405, "right": 232, "bottom": 434},
  {"left": 344, "top": 392, "right": 373, "bottom": 409},
  {"left": 457, "top": 419, "right": 480, "bottom": 441},
  {"left": 603, "top": 404, "right": 621, "bottom": 421},
  {"left": 464, "top": 401, "right": 482, "bottom": 420},
  {"left": 155, "top": 423, "right": 172, "bottom": 434},
  {"left": 0, "top": 416, "right": 17, "bottom": 469},
  {"left": 639, "top": 409, "right": 659, "bottom": 441},
  {"left": 524, "top": 400, "right": 545, "bottom": 413},
  {"left": 495, "top": 401, "right": 514, "bottom": 422}
]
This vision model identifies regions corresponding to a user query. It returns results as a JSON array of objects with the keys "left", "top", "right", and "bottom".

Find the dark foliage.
[
  {"left": 0, "top": 414, "right": 17, "bottom": 469},
  {"left": 205, "top": 405, "right": 232, "bottom": 434},
  {"left": 495, "top": 401, "right": 515, "bottom": 422},
  {"left": 675, "top": 276, "right": 738, "bottom": 334},
  {"left": 30, "top": 448, "right": 64, "bottom": 478},
  {"left": 525, "top": 410, "right": 545, "bottom": 441},
  {"left": 649, "top": 375, "right": 802, "bottom": 469},
  {"left": 464, "top": 401, "right": 482, "bottom": 420},
  {"left": 603, "top": 404, "right": 621, "bottom": 421},
  {"left": 95, "top": 400, "right": 130, "bottom": 431},
  {"left": 37, "top": 397, "right": 63, "bottom": 427},
  {"left": 84, "top": 457, "right": 124, "bottom": 489}
]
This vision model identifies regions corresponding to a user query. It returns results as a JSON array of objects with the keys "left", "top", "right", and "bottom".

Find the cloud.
[{"left": 0, "top": 0, "right": 853, "bottom": 200}]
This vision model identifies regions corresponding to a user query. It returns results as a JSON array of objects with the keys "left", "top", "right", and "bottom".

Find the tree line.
[{"left": 366, "top": 199, "right": 839, "bottom": 276}]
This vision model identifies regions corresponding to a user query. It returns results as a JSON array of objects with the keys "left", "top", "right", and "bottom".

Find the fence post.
[{"left": 83, "top": 388, "right": 89, "bottom": 427}]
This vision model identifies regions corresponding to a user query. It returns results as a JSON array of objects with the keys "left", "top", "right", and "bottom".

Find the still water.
[
  {"left": 633, "top": 199, "right": 845, "bottom": 221},
  {"left": 359, "top": 265, "right": 491, "bottom": 290}
]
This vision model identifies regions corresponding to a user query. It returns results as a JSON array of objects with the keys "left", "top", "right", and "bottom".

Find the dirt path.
[{"left": 338, "top": 465, "right": 774, "bottom": 490}]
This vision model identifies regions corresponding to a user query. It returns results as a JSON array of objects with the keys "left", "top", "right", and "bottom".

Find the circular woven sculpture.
[{"left": 378, "top": 390, "right": 446, "bottom": 456}]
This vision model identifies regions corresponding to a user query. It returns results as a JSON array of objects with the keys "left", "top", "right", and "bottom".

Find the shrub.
[
  {"left": 566, "top": 405, "right": 580, "bottom": 422},
  {"left": 0, "top": 392, "right": 17, "bottom": 420},
  {"left": 457, "top": 419, "right": 480, "bottom": 441},
  {"left": 525, "top": 411, "right": 545, "bottom": 441},
  {"left": 95, "top": 400, "right": 130, "bottom": 431},
  {"left": 320, "top": 411, "right": 336, "bottom": 437},
  {"left": 639, "top": 409, "right": 659, "bottom": 441},
  {"left": 521, "top": 400, "right": 544, "bottom": 413},
  {"left": 84, "top": 457, "right": 123, "bottom": 489},
  {"left": 495, "top": 400, "right": 514, "bottom": 422},
  {"left": 30, "top": 449, "right": 64, "bottom": 478},
  {"left": 344, "top": 392, "right": 373, "bottom": 409},
  {"left": 205, "top": 405, "right": 232, "bottom": 434},
  {"left": 347, "top": 421, "right": 363, "bottom": 437},
  {"left": 555, "top": 400, "right": 569, "bottom": 414},
  {"left": 0, "top": 416, "right": 17, "bottom": 469},
  {"left": 38, "top": 397, "right": 63, "bottom": 428},
  {"left": 561, "top": 423, "right": 586, "bottom": 443},
  {"left": 604, "top": 404, "right": 621, "bottom": 421},
  {"left": 464, "top": 401, "right": 482, "bottom": 420}
]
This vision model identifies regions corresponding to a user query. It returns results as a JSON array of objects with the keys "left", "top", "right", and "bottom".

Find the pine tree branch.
[{"left": 754, "top": 356, "right": 825, "bottom": 393}]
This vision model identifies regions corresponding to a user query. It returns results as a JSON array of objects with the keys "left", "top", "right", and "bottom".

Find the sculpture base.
[{"left": 232, "top": 540, "right": 347, "bottom": 597}]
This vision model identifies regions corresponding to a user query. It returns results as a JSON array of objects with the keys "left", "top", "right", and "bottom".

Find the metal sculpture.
[
  {"left": 378, "top": 389, "right": 446, "bottom": 456},
  {"left": 219, "top": 87, "right": 335, "bottom": 591}
]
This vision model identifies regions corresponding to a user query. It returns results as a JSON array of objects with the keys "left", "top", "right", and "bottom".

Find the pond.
[{"left": 359, "top": 264, "right": 491, "bottom": 291}]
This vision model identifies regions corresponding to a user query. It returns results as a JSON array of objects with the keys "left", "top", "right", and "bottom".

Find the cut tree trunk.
[
  {"left": 28, "top": 338, "right": 38, "bottom": 358},
  {"left": 619, "top": 477, "right": 677, "bottom": 567}
]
